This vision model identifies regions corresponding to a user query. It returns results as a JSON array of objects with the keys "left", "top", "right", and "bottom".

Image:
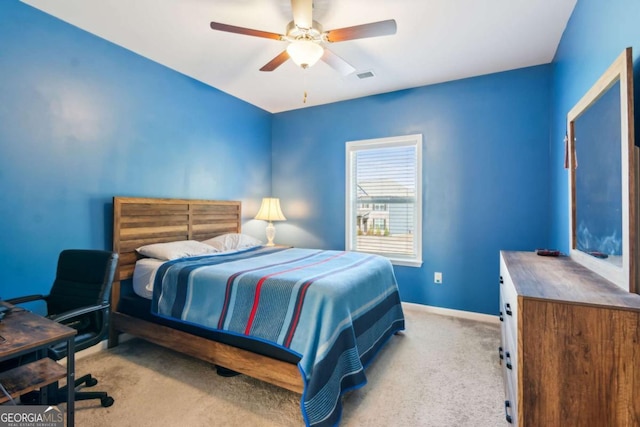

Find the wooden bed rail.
[{"left": 111, "top": 312, "right": 303, "bottom": 394}]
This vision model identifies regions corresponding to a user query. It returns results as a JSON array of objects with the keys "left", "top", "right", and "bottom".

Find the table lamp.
[{"left": 255, "top": 197, "right": 286, "bottom": 246}]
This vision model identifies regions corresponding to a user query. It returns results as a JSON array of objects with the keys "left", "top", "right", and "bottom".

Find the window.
[{"left": 346, "top": 134, "right": 422, "bottom": 267}]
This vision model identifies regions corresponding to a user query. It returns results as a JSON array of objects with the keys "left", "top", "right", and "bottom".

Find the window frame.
[{"left": 345, "top": 134, "right": 423, "bottom": 267}]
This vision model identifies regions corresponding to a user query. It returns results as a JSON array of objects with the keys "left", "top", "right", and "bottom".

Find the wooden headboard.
[{"left": 112, "top": 197, "right": 242, "bottom": 282}]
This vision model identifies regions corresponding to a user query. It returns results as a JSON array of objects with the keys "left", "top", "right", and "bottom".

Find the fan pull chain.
[{"left": 303, "top": 67, "right": 308, "bottom": 103}]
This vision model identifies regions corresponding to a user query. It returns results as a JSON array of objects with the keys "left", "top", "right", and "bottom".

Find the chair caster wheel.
[
  {"left": 86, "top": 377, "right": 98, "bottom": 387},
  {"left": 101, "top": 396, "right": 114, "bottom": 407}
]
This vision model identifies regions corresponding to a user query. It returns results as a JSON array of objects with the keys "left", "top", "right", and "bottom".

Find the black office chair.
[{"left": 7, "top": 249, "right": 118, "bottom": 407}]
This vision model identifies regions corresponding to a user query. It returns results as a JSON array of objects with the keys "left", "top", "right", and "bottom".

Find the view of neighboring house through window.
[{"left": 345, "top": 134, "right": 422, "bottom": 267}]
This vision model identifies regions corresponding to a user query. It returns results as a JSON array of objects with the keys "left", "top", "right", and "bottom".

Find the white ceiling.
[{"left": 22, "top": 0, "right": 577, "bottom": 113}]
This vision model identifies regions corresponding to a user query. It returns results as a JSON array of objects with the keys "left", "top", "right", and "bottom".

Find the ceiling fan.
[{"left": 210, "top": 0, "right": 397, "bottom": 76}]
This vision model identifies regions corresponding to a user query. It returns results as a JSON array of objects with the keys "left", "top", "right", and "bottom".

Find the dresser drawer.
[
  {"left": 499, "top": 295, "right": 518, "bottom": 375},
  {"left": 500, "top": 276, "right": 518, "bottom": 324},
  {"left": 500, "top": 259, "right": 518, "bottom": 345},
  {"left": 504, "top": 367, "right": 518, "bottom": 426},
  {"left": 499, "top": 338, "right": 518, "bottom": 420},
  {"left": 499, "top": 288, "right": 507, "bottom": 348}
]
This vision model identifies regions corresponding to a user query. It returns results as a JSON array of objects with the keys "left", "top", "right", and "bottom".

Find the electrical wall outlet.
[{"left": 434, "top": 272, "right": 442, "bottom": 284}]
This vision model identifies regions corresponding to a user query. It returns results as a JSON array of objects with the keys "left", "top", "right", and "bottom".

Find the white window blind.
[{"left": 345, "top": 134, "right": 422, "bottom": 267}]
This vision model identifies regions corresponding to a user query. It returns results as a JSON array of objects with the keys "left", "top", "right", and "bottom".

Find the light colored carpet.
[{"left": 68, "top": 306, "right": 504, "bottom": 426}]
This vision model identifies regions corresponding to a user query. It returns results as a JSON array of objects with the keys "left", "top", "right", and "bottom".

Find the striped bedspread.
[{"left": 151, "top": 246, "right": 405, "bottom": 426}]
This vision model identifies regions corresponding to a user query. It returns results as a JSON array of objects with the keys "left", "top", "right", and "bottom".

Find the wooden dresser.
[{"left": 499, "top": 251, "right": 640, "bottom": 426}]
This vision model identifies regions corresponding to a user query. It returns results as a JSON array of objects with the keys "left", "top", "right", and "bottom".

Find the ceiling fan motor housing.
[{"left": 285, "top": 20, "right": 324, "bottom": 42}]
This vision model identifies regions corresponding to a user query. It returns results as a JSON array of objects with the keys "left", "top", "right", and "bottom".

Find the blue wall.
[
  {"left": 0, "top": 2, "right": 272, "bottom": 299},
  {"left": 272, "top": 67, "right": 552, "bottom": 315},
  {"left": 550, "top": 0, "right": 640, "bottom": 252}
]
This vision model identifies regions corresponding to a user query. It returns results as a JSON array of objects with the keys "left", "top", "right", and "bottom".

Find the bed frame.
[{"left": 108, "top": 196, "right": 303, "bottom": 393}]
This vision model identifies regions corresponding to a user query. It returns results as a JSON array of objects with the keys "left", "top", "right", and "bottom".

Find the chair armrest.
[
  {"left": 4, "top": 294, "right": 46, "bottom": 305},
  {"left": 48, "top": 303, "right": 110, "bottom": 324}
]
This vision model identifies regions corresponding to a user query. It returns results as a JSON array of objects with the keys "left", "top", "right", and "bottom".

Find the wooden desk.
[{"left": 0, "top": 306, "right": 76, "bottom": 426}]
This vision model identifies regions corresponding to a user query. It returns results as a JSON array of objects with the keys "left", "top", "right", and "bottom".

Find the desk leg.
[
  {"left": 35, "top": 350, "right": 49, "bottom": 405},
  {"left": 66, "top": 338, "right": 74, "bottom": 427}
]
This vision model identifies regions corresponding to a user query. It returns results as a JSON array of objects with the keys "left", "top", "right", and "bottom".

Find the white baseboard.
[
  {"left": 401, "top": 302, "right": 499, "bottom": 324},
  {"left": 58, "top": 333, "right": 135, "bottom": 366}
]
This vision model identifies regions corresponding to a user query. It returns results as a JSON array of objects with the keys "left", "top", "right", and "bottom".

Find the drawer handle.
[
  {"left": 505, "top": 400, "right": 513, "bottom": 424},
  {"left": 498, "top": 346, "right": 504, "bottom": 361},
  {"left": 505, "top": 303, "right": 512, "bottom": 316},
  {"left": 499, "top": 311, "right": 503, "bottom": 322},
  {"left": 505, "top": 351, "right": 512, "bottom": 370}
]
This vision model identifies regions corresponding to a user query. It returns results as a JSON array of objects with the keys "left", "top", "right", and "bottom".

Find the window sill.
[
  {"left": 347, "top": 249, "right": 422, "bottom": 268},
  {"left": 389, "top": 258, "right": 423, "bottom": 268}
]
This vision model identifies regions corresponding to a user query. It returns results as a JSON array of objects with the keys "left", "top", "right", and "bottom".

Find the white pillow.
[
  {"left": 136, "top": 240, "right": 219, "bottom": 260},
  {"left": 132, "top": 258, "right": 164, "bottom": 299},
  {"left": 202, "top": 233, "right": 262, "bottom": 252}
]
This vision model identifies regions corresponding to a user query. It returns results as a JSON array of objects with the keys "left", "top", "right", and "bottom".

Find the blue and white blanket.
[{"left": 151, "top": 246, "right": 405, "bottom": 426}]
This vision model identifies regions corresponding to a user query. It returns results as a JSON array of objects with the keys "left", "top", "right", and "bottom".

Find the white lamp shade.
[
  {"left": 286, "top": 40, "right": 324, "bottom": 68},
  {"left": 255, "top": 198, "right": 286, "bottom": 221}
]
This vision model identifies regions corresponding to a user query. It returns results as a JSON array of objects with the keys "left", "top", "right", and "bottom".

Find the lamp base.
[{"left": 265, "top": 221, "right": 276, "bottom": 246}]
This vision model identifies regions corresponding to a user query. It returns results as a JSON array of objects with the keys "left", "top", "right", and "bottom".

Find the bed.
[{"left": 109, "top": 197, "right": 405, "bottom": 426}]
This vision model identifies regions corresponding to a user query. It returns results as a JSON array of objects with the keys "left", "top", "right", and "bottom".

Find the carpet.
[{"left": 68, "top": 305, "right": 504, "bottom": 426}]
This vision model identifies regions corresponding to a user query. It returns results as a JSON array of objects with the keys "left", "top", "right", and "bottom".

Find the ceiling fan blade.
[
  {"left": 260, "top": 50, "right": 290, "bottom": 72},
  {"left": 325, "top": 19, "right": 397, "bottom": 43},
  {"left": 210, "top": 22, "right": 284, "bottom": 41},
  {"left": 291, "top": 0, "right": 313, "bottom": 29},
  {"left": 321, "top": 49, "right": 355, "bottom": 76}
]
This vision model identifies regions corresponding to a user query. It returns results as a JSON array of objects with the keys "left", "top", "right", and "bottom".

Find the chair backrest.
[
  {"left": 46, "top": 249, "right": 118, "bottom": 359},
  {"left": 47, "top": 249, "right": 118, "bottom": 315}
]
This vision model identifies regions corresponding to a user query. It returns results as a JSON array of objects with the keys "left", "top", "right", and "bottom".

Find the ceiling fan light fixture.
[{"left": 286, "top": 40, "right": 323, "bottom": 68}]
